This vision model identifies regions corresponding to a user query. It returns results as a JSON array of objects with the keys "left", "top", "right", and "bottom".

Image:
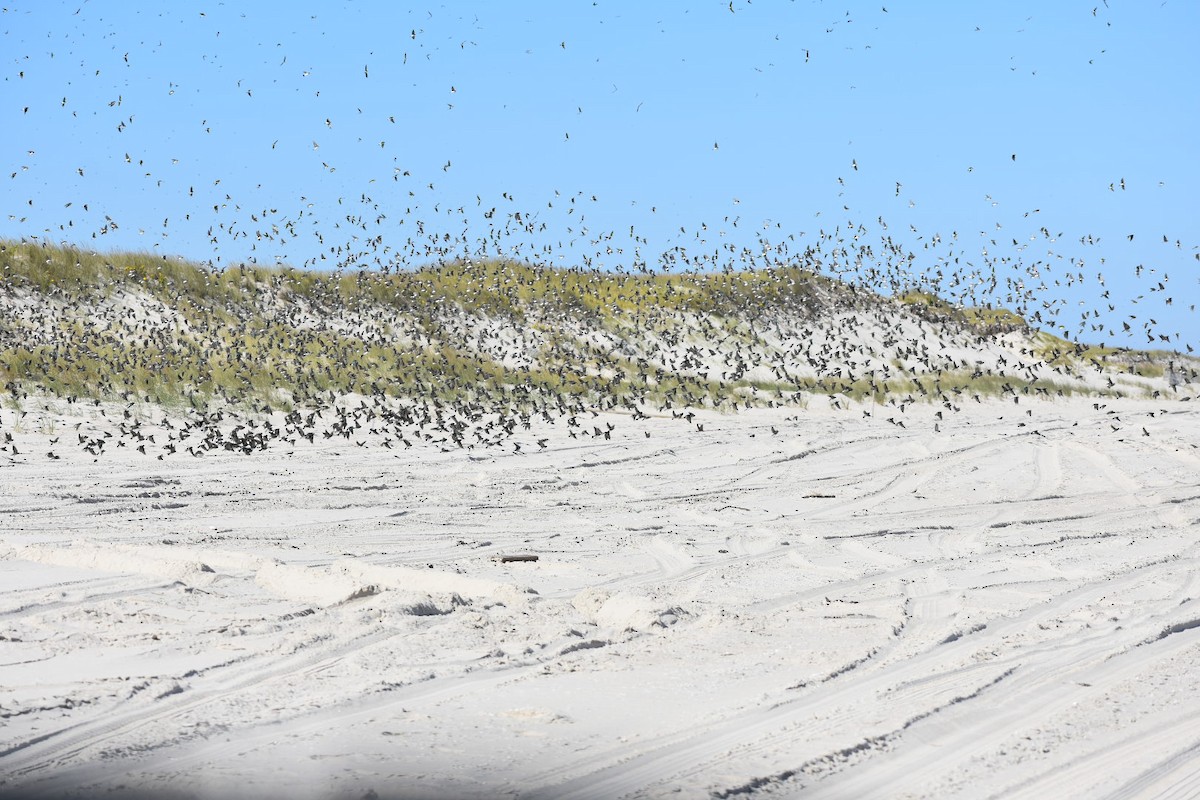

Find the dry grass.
[{"left": 1, "top": 239, "right": 1190, "bottom": 416}]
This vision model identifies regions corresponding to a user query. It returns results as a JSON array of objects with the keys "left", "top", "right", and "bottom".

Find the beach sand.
[{"left": 2, "top": 396, "right": 1199, "bottom": 799}]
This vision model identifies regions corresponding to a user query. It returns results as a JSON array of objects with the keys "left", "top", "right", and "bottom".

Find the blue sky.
[{"left": 3, "top": 1, "right": 1197, "bottom": 350}]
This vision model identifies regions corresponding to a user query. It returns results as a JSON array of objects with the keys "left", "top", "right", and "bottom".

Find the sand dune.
[{"left": 2, "top": 396, "right": 1198, "bottom": 799}]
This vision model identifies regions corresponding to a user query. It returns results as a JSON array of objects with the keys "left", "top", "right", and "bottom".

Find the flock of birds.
[
  {"left": 1, "top": 4, "right": 1195, "bottom": 463},
  {"left": 0, "top": 231, "right": 1194, "bottom": 463}
]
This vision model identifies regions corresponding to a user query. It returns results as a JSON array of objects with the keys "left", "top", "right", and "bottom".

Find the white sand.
[{"left": 2, "top": 397, "right": 1199, "bottom": 799}]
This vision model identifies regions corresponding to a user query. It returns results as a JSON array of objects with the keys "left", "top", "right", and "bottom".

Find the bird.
[{"left": 0, "top": 4, "right": 1192, "bottom": 472}]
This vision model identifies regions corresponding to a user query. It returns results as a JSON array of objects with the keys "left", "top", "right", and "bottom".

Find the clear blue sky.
[{"left": 3, "top": 1, "right": 1197, "bottom": 350}]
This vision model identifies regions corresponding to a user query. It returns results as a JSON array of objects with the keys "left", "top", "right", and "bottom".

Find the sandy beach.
[
  {"left": 4, "top": 2, "right": 1198, "bottom": 797},
  {"left": 3, "top": 396, "right": 1198, "bottom": 799}
]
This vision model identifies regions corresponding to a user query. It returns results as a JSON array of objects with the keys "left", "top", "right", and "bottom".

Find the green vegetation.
[
  {"left": 1031, "top": 332, "right": 1178, "bottom": 381},
  {"left": 0, "top": 239, "right": 1186, "bottom": 418},
  {"left": 896, "top": 290, "right": 1027, "bottom": 336}
]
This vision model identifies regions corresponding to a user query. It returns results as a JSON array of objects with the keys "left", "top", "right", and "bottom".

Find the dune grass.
[
  {"left": 1, "top": 239, "right": 1188, "bottom": 417},
  {"left": 896, "top": 290, "right": 1027, "bottom": 336}
]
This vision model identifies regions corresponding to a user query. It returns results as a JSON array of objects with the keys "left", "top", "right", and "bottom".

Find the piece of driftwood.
[{"left": 493, "top": 554, "right": 539, "bottom": 563}]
